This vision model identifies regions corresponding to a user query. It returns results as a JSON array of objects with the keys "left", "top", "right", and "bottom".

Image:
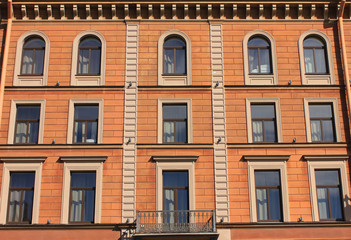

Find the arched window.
[
  {"left": 243, "top": 31, "right": 278, "bottom": 85},
  {"left": 77, "top": 37, "right": 101, "bottom": 75},
  {"left": 303, "top": 36, "right": 328, "bottom": 74},
  {"left": 298, "top": 30, "right": 334, "bottom": 85},
  {"left": 163, "top": 37, "right": 186, "bottom": 75},
  {"left": 21, "top": 37, "right": 45, "bottom": 75},
  {"left": 248, "top": 37, "right": 272, "bottom": 74}
]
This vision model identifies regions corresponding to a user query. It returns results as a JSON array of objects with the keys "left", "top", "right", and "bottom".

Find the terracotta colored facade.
[{"left": 0, "top": 1, "right": 351, "bottom": 240}]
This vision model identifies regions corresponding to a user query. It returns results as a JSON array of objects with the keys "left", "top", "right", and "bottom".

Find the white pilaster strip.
[
  {"left": 210, "top": 24, "right": 230, "bottom": 222},
  {"left": 122, "top": 23, "right": 139, "bottom": 222}
]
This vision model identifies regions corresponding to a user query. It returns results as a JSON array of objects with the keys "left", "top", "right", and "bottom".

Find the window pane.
[
  {"left": 90, "top": 49, "right": 101, "bottom": 74},
  {"left": 164, "top": 49, "right": 174, "bottom": 74},
  {"left": 24, "top": 38, "right": 45, "bottom": 48},
  {"left": 163, "top": 121, "right": 174, "bottom": 143},
  {"left": 8, "top": 190, "right": 21, "bottom": 222},
  {"left": 252, "top": 121, "right": 263, "bottom": 142},
  {"left": 317, "top": 187, "right": 329, "bottom": 219},
  {"left": 329, "top": 187, "right": 343, "bottom": 219},
  {"left": 34, "top": 49, "right": 44, "bottom": 75},
  {"left": 315, "top": 49, "right": 327, "bottom": 74},
  {"left": 10, "top": 172, "right": 35, "bottom": 188},
  {"left": 163, "top": 171, "right": 188, "bottom": 187},
  {"left": 164, "top": 189, "right": 175, "bottom": 211},
  {"left": 309, "top": 104, "right": 333, "bottom": 118},
  {"left": 251, "top": 104, "right": 275, "bottom": 119},
  {"left": 304, "top": 37, "right": 324, "bottom": 47},
  {"left": 17, "top": 106, "right": 40, "bottom": 120},
  {"left": 264, "top": 120, "right": 276, "bottom": 142},
  {"left": 269, "top": 188, "right": 282, "bottom": 220},
  {"left": 86, "top": 121, "right": 98, "bottom": 143},
  {"left": 71, "top": 172, "right": 96, "bottom": 188},
  {"left": 15, "top": 122, "right": 28, "bottom": 143},
  {"left": 70, "top": 189, "right": 82, "bottom": 222},
  {"left": 28, "top": 121, "right": 39, "bottom": 143},
  {"left": 322, "top": 120, "right": 335, "bottom": 142},
  {"left": 256, "top": 188, "right": 268, "bottom": 220},
  {"left": 75, "top": 106, "right": 99, "bottom": 119},
  {"left": 176, "top": 121, "right": 187, "bottom": 143},
  {"left": 255, "top": 171, "right": 280, "bottom": 187},
  {"left": 78, "top": 49, "right": 89, "bottom": 74},
  {"left": 83, "top": 190, "right": 95, "bottom": 222},
  {"left": 175, "top": 49, "right": 186, "bottom": 74},
  {"left": 260, "top": 48, "right": 271, "bottom": 73},
  {"left": 304, "top": 49, "right": 315, "bottom": 73},
  {"left": 311, "top": 120, "right": 322, "bottom": 142},
  {"left": 248, "top": 38, "right": 269, "bottom": 47},
  {"left": 315, "top": 170, "right": 340, "bottom": 186},
  {"left": 164, "top": 38, "right": 185, "bottom": 47},
  {"left": 249, "top": 49, "right": 259, "bottom": 73},
  {"left": 74, "top": 121, "right": 86, "bottom": 143},
  {"left": 163, "top": 105, "right": 187, "bottom": 119},
  {"left": 21, "top": 50, "right": 33, "bottom": 74},
  {"left": 80, "top": 38, "right": 101, "bottom": 48}
]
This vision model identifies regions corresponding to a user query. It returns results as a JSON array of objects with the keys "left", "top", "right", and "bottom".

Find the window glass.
[
  {"left": 309, "top": 104, "right": 335, "bottom": 142},
  {"left": 315, "top": 170, "right": 343, "bottom": 220},
  {"left": 163, "top": 171, "right": 189, "bottom": 224},
  {"left": 78, "top": 37, "right": 101, "bottom": 75},
  {"left": 74, "top": 105, "right": 99, "bottom": 144},
  {"left": 163, "top": 105, "right": 187, "bottom": 143},
  {"left": 8, "top": 172, "right": 35, "bottom": 223},
  {"left": 303, "top": 37, "right": 328, "bottom": 74},
  {"left": 163, "top": 37, "right": 186, "bottom": 75},
  {"left": 15, "top": 106, "right": 40, "bottom": 144},
  {"left": 251, "top": 104, "right": 277, "bottom": 142},
  {"left": 21, "top": 38, "right": 45, "bottom": 75},
  {"left": 254, "top": 171, "right": 282, "bottom": 221},
  {"left": 70, "top": 172, "right": 96, "bottom": 223},
  {"left": 248, "top": 37, "right": 272, "bottom": 74}
]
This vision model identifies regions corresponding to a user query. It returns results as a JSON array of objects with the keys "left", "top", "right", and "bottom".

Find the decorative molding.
[
  {"left": 9, "top": 2, "right": 345, "bottom": 21},
  {"left": 243, "top": 155, "right": 290, "bottom": 161},
  {"left": 59, "top": 156, "right": 107, "bottom": 162},
  {"left": 0, "top": 157, "right": 46, "bottom": 163},
  {"left": 151, "top": 156, "right": 199, "bottom": 162},
  {"left": 303, "top": 155, "right": 349, "bottom": 161}
]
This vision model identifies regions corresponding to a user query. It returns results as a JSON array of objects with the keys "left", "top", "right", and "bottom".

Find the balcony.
[{"left": 136, "top": 210, "right": 216, "bottom": 234}]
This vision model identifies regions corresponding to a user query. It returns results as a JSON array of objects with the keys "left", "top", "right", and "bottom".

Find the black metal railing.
[{"left": 136, "top": 210, "right": 216, "bottom": 234}]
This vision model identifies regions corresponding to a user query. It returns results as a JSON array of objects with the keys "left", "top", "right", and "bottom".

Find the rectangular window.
[
  {"left": 315, "top": 170, "right": 343, "bottom": 221},
  {"left": 163, "top": 171, "right": 189, "bottom": 224},
  {"left": 254, "top": 170, "right": 282, "bottom": 221},
  {"left": 14, "top": 105, "right": 40, "bottom": 144},
  {"left": 163, "top": 104, "right": 187, "bottom": 143},
  {"left": 251, "top": 104, "right": 277, "bottom": 142},
  {"left": 73, "top": 105, "right": 99, "bottom": 144},
  {"left": 7, "top": 172, "right": 35, "bottom": 224},
  {"left": 309, "top": 104, "right": 335, "bottom": 142},
  {"left": 69, "top": 172, "right": 96, "bottom": 223}
]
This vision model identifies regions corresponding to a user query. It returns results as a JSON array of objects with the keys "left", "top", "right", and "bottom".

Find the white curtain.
[
  {"left": 311, "top": 121, "right": 321, "bottom": 142},
  {"left": 74, "top": 122, "right": 86, "bottom": 143},
  {"left": 252, "top": 121, "right": 263, "bottom": 142},
  {"left": 22, "top": 51, "right": 33, "bottom": 74},
  {"left": 15, "top": 123, "right": 27, "bottom": 143},
  {"left": 317, "top": 188, "right": 328, "bottom": 219},
  {"left": 164, "top": 52, "right": 174, "bottom": 73},
  {"left": 165, "top": 190, "right": 175, "bottom": 224},
  {"left": 256, "top": 189, "right": 268, "bottom": 220},
  {"left": 8, "top": 190, "right": 21, "bottom": 222},
  {"left": 164, "top": 122, "right": 174, "bottom": 142},
  {"left": 70, "top": 190, "right": 83, "bottom": 222},
  {"left": 79, "top": 50, "right": 89, "bottom": 74}
]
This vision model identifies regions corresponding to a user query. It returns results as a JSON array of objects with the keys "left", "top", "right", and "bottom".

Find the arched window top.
[
  {"left": 79, "top": 37, "right": 101, "bottom": 48},
  {"left": 303, "top": 36, "right": 325, "bottom": 48},
  {"left": 248, "top": 36, "right": 270, "bottom": 48},
  {"left": 164, "top": 37, "right": 186, "bottom": 48},
  {"left": 23, "top": 37, "right": 45, "bottom": 48}
]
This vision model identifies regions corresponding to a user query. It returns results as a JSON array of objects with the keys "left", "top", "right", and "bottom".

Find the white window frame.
[
  {"left": 243, "top": 30, "right": 278, "bottom": 85},
  {"left": 154, "top": 156, "right": 197, "bottom": 212},
  {"left": 303, "top": 98, "right": 341, "bottom": 143},
  {"left": 157, "top": 99, "right": 192, "bottom": 144},
  {"left": 71, "top": 31, "right": 106, "bottom": 86},
  {"left": 60, "top": 157, "right": 105, "bottom": 224},
  {"left": 246, "top": 98, "right": 283, "bottom": 143},
  {"left": 0, "top": 157, "right": 46, "bottom": 224},
  {"left": 7, "top": 99, "right": 46, "bottom": 144},
  {"left": 13, "top": 31, "right": 50, "bottom": 86},
  {"left": 66, "top": 99, "right": 104, "bottom": 144},
  {"left": 158, "top": 30, "right": 192, "bottom": 86},
  {"left": 306, "top": 157, "right": 350, "bottom": 221},
  {"left": 246, "top": 156, "right": 290, "bottom": 222},
  {"left": 299, "top": 30, "right": 335, "bottom": 85}
]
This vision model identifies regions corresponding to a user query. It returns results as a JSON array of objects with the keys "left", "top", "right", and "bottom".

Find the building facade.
[{"left": 0, "top": 0, "right": 350, "bottom": 239}]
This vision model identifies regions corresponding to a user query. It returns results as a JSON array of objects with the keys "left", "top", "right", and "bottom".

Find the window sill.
[
  {"left": 159, "top": 75, "right": 189, "bottom": 86},
  {"left": 14, "top": 75, "right": 46, "bottom": 86},
  {"left": 303, "top": 74, "right": 332, "bottom": 85},
  {"left": 71, "top": 75, "right": 103, "bottom": 86},
  {"left": 246, "top": 74, "right": 276, "bottom": 85}
]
